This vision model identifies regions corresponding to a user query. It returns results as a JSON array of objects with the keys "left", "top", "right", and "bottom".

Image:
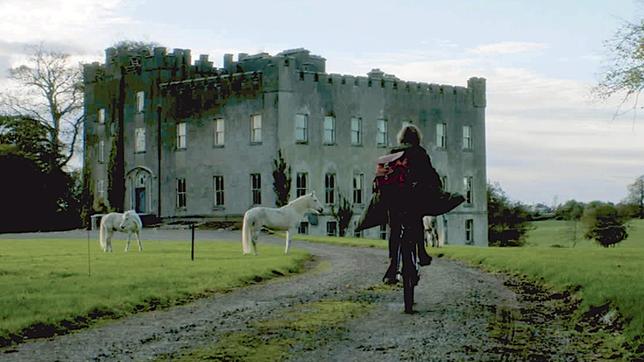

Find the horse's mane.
[{"left": 287, "top": 193, "right": 311, "bottom": 206}]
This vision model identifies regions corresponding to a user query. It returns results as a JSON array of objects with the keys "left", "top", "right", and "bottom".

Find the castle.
[{"left": 83, "top": 46, "right": 487, "bottom": 245}]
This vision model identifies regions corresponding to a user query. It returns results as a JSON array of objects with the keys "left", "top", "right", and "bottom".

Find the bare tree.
[
  {"left": 0, "top": 45, "right": 84, "bottom": 168},
  {"left": 593, "top": 18, "right": 644, "bottom": 117},
  {"left": 627, "top": 175, "right": 644, "bottom": 218}
]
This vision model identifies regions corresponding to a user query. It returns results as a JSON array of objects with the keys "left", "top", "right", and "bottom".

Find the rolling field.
[{"left": 0, "top": 238, "right": 309, "bottom": 345}]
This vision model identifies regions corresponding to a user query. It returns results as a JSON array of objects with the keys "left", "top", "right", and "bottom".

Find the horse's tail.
[
  {"left": 242, "top": 211, "right": 252, "bottom": 255},
  {"left": 99, "top": 216, "right": 107, "bottom": 252}
]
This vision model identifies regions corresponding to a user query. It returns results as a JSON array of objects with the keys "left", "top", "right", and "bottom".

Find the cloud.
[{"left": 468, "top": 41, "right": 548, "bottom": 55}]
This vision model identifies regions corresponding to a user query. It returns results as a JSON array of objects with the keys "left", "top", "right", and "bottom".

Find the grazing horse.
[
  {"left": 423, "top": 216, "right": 442, "bottom": 248},
  {"left": 99, "top": 210, "right": 143, "bottom": 252},
  {"left": 242, "top": 192, "right": 324, "bottom": 255}
]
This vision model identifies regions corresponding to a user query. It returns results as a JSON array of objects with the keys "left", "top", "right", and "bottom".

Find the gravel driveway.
[{"left": 0, "top": 229, "right": 612, "bottom": 361}]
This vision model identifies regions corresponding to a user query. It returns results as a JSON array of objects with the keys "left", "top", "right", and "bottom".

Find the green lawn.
[
  {"left": 0, "top": 238, "right": 309, "bottom": 345},
  {"left": 293, "top": 220, "right": 644, "bottom": 347}
]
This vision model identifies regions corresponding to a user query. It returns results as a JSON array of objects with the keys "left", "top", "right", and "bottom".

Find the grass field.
[
  {"left": 0, "top": 238, "right": 309, "bottom": 345},
  {"left": 292, "top": 219, "right": 644, "bottom": 347}
]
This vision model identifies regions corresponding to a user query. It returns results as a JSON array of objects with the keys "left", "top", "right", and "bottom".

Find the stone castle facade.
[{"left": 83, "top": 46, "right": 487, "bottom": 245}]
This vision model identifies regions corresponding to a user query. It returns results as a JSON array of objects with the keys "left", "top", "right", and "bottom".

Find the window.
[
  {"left": 176, "top": 178, "right": 187, "bottom": 208},
  {"left": 96, "top": 179, "right": 105, "bottom": 200},
  {"left": 98, "top": 108, "right": 105, "bottom": 124},
  {"left": 295, "top": 114, "right": 308, "bottom": 143},
  {"left": 436, "top": 123, "right": 446, "bottom": 148},
  {"left": 176, "top": 122, "right": 187, "bottom": 150},
  {"left": 296, "top": 172, "right": 308, "bottom": 197},
  {"left": 351, "top": 117, "right": 362, "bottom": 145},
  {"left": 353, "top": 173, "right": 364, "bottom": 204},
  {"left": 298, "top": 221, "right": 309, "bottom": 235},
  {"left": 251, "top": 114, "right": 262, "bottom": 143},
  {"left": 441, "top": 175, "right": 448, "bottom": 191},
  {"left": 464, "top": 176, "right": 473, "bottom": 205},
  {"left": 377, "top": 119, "right": 387, "bottom": 146},
  {"left": 323, "top": 116, "right": 336, "bottom": 144},
  {"left": 379, "top": 224, "right": 388, "bottom": 240},
  {"left": 98, "top": 140, "right": 105, "bottom": 163},
  {"left": 465, "top": 219, "right": 474, "bottom": 244},
  {"left": 214, "top": 118, "right": 225, "bottom": 146},
  {"left": 326, "top": 221, "right": 338, "bottom": 236},
  {"left": 135, "top": 127, "right": 146, "bottom": 153},
  {"left": 251, "top": 173, "right": 261, "bottom": 205},
  {"left": 213, "top": 176, "right": 224, "bottom": 206},
  {"left": 325, "top": 173, "right": 336, "bottom": 205},
  {"left": 136, "top": 91, "right": 145, "bottom": 113},
  {"left": 463, "top": 125, "right": 472, "bottom": 150}
]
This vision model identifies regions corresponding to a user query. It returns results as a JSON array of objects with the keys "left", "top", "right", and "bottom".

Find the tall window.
[
  {"left": 463, "top": 125, "right": 472, "bottom": 150},
  {"left": 376, "top": 119, "right": 388, "bottom": 147},
  {"left": 441, "top": 175, "right": 448, "bottom": 191},
  {"left": 465, "top": 219, "right": 474, "bottom": 244},
  {"left": 353, "top": 173, "right": 364, "bottom": 204},
  {"left": 351, "top": 117, "right": 362, "bottom": 145},
  {"left": 176, "top": 122, "right": 187, "bottom": 149},
  {"left": 176, "top": 178, "right": 187, "bottom": 208},
  {"left": 214, "top": 118, "right": 225, "bottom": 146},
  {"left": 463, "top": 176, "right": 473, "bottom": 205},
  {"left": 326, "top": 221, "right": 338, "bottom": 236},
  {"left": 96, "top": 179, "right": 105, "bottom": 200},
  {"left": 379, "top": 224, "right": 387, "bottom": 240},
  {"left": 98, "top": 140, "right": 105, "bottom": 163},
  {"left": 296, "top": 172, "right": 308, "bottom": 197},
  {"left": 323, "top": 116, "right": 336, "bottom": 144},
  {"left": 213, "top": 176, "right": 224, "bottom": 206},
  {"left": 295, "top": 114, "right": 308, "bottom": 143},
  {"left": 136, "top": 91, "right": 145, "bottom": 112},
  {"left": 298, "top": 221, "right": 309, "bottom": 235},
  {"left": 325, "top": 173, "right": 336, "bottom": 205},
  {"left": 436, "top": 123, "right": 446, "bottom": 148},
  {"left": 251, "top": 114, "right": 262, "bottom": 143},
  {"left": 135, "top": 127, "right": 146, "bottom": 153},
  {"left": 251, "top": 173, "right": 262, "bottom": 205},
  {"left": 98, "top": 108, "right": 105, "bottom": 124}
]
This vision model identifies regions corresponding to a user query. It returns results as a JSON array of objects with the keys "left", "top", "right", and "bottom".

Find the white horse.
[
  {"left": 99, "top": 210, "right": 143, "bottom": 252},
  {"left": 423, "top": 216, "right": 442, "bottom": 248},
  {"left": 242, "top": 192, "right": 324, "bottom": 255}
]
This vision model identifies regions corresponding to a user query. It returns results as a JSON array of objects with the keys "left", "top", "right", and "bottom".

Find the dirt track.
[{"left": 0, "top": 230, "right": 616, "bottom": 361}]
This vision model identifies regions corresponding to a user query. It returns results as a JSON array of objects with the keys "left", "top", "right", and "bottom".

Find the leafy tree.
[
  {"left": 593, "top": 18, "right": 644, "bottom": 116},
  {"left": 626, "top": 175, "right": 644, "bottom": 218},
  {"left": 487, "top": 183, "right": 533, "bottom": 247},
  {"left": 112, "top": 40, "right": 161, "bottom": 54},
  {"left": 0, "top": 45, "right": 84, "bottom": 168},
  {"left": 272, "top": 149, "right": 292, "bottom": 207},
  {"left": 554, "top": 199, "right": 586, "bottom": 221},
  {"left": 331, "top": 193, "right": 353, "bottom": 237},
  {"left": 582, "top": 203, "right": 629, "bottom": 247}
]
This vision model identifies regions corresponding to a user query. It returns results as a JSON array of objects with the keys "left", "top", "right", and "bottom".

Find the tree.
[
  {"left": 487, "top": 183, "right": 533, "bottom": 247},
  {"left": 593, "top": 18, "right": 644, "bottom": 116},
  {"left": 272, "top": 149, "right": 292, "bottom": 207},
  {"left": 626, "top": 175, "right": 644, "bottom": 218},
  {"left": 331, "top": 193, "right": 353, "bottom": 237},
  {"left": 0, "top": 45, "right": 84, "bottom": 168},
  {"left": 582, "top": 203, "right": 629, "bottom": 247}
]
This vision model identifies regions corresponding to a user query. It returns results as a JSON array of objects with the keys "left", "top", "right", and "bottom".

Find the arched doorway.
[{"left": 126, "top": 167, "right": 153, "bottom": 214}]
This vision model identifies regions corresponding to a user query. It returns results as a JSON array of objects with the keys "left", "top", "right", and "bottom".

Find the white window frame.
[
  {"left": 351, "top": 117, "right": 362, "bottom": 145},
  {"left": 464, "top": 176, "right": 473, "bottom": 205},
  {"left": 323, "top": 116, "right": 336, "bottom": 144},
  {"left": 296, "top": 172, "right": 308, "bottom": 197},
  {"left": 295, "top": 114, "right": 308, "bottom": 143},
  {"left": 136, "top": 91, "right": 145, "bottom": 113},
  {"left": 213, "top": 176, "right": 224, "bottom": 206},
  {"left": 353, "top": 173, "right": 364, "bottom": 204},
  {"left": 176, "top": 178, "right": 187, "bottom": 209},
  {"left": 463, "top": 125, "right": 472, "bottom": 150},
  {"left": 441, "top": 175, "right": 448, "bottom": 191},
  {"left": 437, "top": 123, "right": 446, "bottom": 148},
  {"left": 98, "top": 140, "right": 105, "bottom": 163},
  {"left": 135, "top": 127, "right": 146, "bottom": 153},
  {"left": 376, "top": 119, "right": 388, "bottom": 147},
  {"left": 325, "top": 173, "right": 336, "bottom": 205},
  {"left": 379, "top": 224, "right": 388, "bottom": 240},
  {"left": 251, "top": 173, "right": 262, "bottom": 205},
  {"left": 98, "top": 108, "right": 105, "bottom": 124},
  {"left": 214, "top": 118, "right": 225, "bottom": 147},
  {"left": 176, "top": 122, "right": 187, "bottom": 150},
  {"left": 298, "top": 221, "right": 309, "bottom": 235},
  {"left": 326, "top": 221, "right": 338, "bottom": 237},
  {"left": 96, "top": 179, "right": 105, "bottom": 200},
  {"left": 465, "top": 219, "right": 474, "bottom": 244},
  {"left": 251, "top": 114, "right": 262, "bottom": 143}
]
